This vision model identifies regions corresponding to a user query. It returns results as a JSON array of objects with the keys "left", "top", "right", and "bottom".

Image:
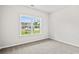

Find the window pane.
[
  {"left": 33, "top": 17, "right": 40, "bottom": 34},
  {"left": 20, "top": 16, "right": 32, "bottom": 35}
]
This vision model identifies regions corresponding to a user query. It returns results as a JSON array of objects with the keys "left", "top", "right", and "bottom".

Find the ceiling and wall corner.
[{"left": 26, "top": 5, "right": 69, "bottom": 14}]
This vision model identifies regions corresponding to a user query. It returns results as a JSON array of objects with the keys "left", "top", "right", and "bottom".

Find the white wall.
[
  {"left": 0, "top": 6, "right": 48, "bottom": 49},
  {"left": 49, "top": 6, "right": 79, "bottom": 47}
]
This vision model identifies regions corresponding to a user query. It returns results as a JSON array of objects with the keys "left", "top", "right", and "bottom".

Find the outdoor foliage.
[{"left": 20, "top": 16, "right": 40, "bottom": 36}]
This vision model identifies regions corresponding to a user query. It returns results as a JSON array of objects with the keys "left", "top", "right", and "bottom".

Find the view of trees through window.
[{"left": 20, "top": 15, "right": 40, "bottom": 36}]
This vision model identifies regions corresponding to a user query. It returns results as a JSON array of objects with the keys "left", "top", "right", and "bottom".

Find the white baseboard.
[{"left": 0, "top": 34, "right": 48, "bottom": 49}]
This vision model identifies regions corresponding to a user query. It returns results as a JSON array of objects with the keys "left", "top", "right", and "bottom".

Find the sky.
[
  {"left": 20, "top": 16, "right": 40, "bottom": 22},
  {"left": 20, "top": 16, "right": 33, "bottom": 22}
]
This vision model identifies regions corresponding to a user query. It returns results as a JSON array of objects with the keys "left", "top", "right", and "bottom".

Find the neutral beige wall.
[
  {"left": 0, "top": 6, "right": 49, "bottom": 49},
  {"left": 0, "top": 6, "right": 4, "bottom": 47},
  {"left": 49, "top": 6, "right": 79, "bottom": 47}
]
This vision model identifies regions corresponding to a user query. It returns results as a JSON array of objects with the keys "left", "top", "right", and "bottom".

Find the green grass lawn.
[
  {"left": 33, "top": 29, "right": 40, "bottom": 34},
  {"left": 21, "top": 30, "right": 31, "bottom": 35},
  {"left": 21, "top": 29, "right": 40, "bottom": 35}
]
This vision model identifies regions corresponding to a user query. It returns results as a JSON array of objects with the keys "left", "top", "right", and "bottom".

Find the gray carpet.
[{"left": 0, "top": 39, "right": 79, "bottom": 54}]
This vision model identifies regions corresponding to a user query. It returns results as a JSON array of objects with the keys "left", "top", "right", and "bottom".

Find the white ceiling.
[{"left": 26, "top": 5, "right": 69, "bottom": 13}]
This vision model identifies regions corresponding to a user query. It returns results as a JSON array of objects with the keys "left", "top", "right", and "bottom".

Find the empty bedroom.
[{"left": 0, "top": 5, "right": 79, "bottom": 54}]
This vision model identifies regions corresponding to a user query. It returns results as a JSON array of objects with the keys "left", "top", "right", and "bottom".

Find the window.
[
  {"left": 20, "top": 15, "right": 40, "bottom": 36},
  {"left": 33, "top": 17, "right": 40, "bottom": 33}
]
